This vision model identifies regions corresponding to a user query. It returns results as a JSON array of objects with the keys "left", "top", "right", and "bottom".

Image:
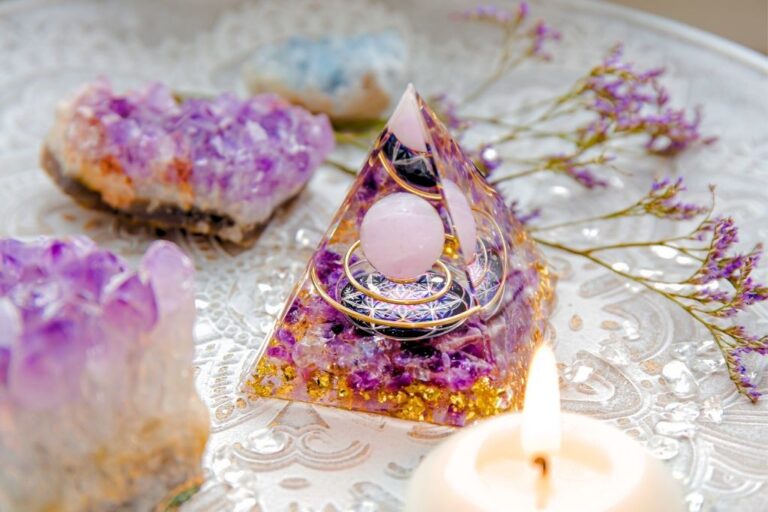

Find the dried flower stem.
[
  {"left": 534, "top": 236, "right": 749, "bottom": 387},
  {"left": 468, "top": 43, "right": 714, "bottom": 188},
  {"left": 325, "top": 159, "right": 358, "bottom": 176},
  {"left": 533, "top": 181, "right": 766, "bottom": 401},
  {"left": 457, "top": 3, "right": 561, "bottom": 104},
  {"left": 463, "top": 45, "right": 528, "bottom": 105}
]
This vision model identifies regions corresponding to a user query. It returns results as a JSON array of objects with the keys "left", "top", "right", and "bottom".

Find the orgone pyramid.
[{"left": 245, "top": 86, "right": 554, "bottom": 426}]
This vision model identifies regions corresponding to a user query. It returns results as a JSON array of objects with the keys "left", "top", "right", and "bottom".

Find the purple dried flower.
[
  {"left": 431, "top": 94, "right": 468, "bottom": 131},
  {"left": 508, "top": 200, "right": 541, "bottom": 225},
  {"left": 454, "top": 2, "right": 533, "bottom": 26},
  {"left": 455, "top": 4, "right": 516, "bottom": 24},
  {"left": 516, "top": 2, "right": 529, "bottom": 21},
  {"left": 678, "top": 216, "right": 768, "bottom": 324},
  {"left": 528, "top": 177, "right": 765, "bottom": 401},
  {"left": 454, "top": 3, "right": 559, "bottom": 63},
  {"left": 544, "top": 154, "right": 608, "bottom": 189},
  {"left": 644, "top": 108, "right": 717, "bottom": 156},
  {"left": 527, "top": 21, "right": 561, "bottom": 60},
  {"left": 477, "top": 144, "right": 503, "bottom": 174},
  {"left": 569, "top": 167, "right": 608, "bottom": 189},
  {"left": 576, "top": 46, "right": 713, "bottom": 156},
  {"left": 632, "top": 178, "right": 709, "bottom": 220},
  {"left": 728, "top": 345, "right": 768, "bottom": 402},
  {"left": 690, "top": 218, "right": 740, "bottom": 284}
]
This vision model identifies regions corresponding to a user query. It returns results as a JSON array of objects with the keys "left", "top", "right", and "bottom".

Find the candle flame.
[{"left": 521, "top": 345, "right": 562, "bottom": 458}]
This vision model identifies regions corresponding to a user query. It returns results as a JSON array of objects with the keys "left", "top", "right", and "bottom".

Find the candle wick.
[{"left": 531, "top": 454, "right": 551, "bottom": 510}]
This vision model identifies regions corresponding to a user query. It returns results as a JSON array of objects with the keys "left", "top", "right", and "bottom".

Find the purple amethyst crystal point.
[
  {"left": 0, "top": 237, "right": 208, "bottom": 511},
  {"left": 141, "top": 240, "right": 195, "bottom": 315},
  {"left": 43, "top": 79, "right": 335, "bottom": 244}
]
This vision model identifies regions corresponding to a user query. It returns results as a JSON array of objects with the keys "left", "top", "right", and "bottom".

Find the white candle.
[{"left": 405, "top": 346, "right": 685, "bottom": 512}]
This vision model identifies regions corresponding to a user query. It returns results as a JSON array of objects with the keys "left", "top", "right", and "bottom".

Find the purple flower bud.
[{"left": 479, "top": 144, "right": 502, "bottom": 173}]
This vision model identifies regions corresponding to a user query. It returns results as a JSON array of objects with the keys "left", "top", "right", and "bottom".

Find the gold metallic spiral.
[
  {"left": 343, "top": 240, "right": 453, "bottom": 306},
  {"left": 308, "top": 209, "right": 509, "bottom": 330}
]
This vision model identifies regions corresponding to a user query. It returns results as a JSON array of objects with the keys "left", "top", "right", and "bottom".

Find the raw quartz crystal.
[
  {"left": 0, "top": 237, "right": 208, "bottom": 511},
  {"left": 243, "top": 31, "right": 407, "bottom": 121},
  {"left": 246, "top": 86, "right": 554, "bottom": 426},
  {"left": 43, "top": 79, "right": 334, "bottom": 243}
]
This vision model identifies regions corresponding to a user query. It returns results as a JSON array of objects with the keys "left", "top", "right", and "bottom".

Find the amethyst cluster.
[
  {"left": 44, "top": 79, "right": 334, "bottom": 243},
  {"left": 0, "top": 237, "right": 208, "bottom": 511},
  {"left": 0, "top": 237, "right": 175, "bottom": 408}
]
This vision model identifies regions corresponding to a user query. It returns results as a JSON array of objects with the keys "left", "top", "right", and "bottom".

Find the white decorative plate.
[{"left": 0, "top": 1, "right": 766, "bottom": 511}]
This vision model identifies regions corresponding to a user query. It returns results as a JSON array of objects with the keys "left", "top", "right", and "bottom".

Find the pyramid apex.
[{"left": 387, "top": 85, "right": 427, "bottom": 152}]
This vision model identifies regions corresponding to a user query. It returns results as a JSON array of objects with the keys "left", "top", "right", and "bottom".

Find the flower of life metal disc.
[{"left": 337, "top": 269, "right": 471, "bottom": 340}]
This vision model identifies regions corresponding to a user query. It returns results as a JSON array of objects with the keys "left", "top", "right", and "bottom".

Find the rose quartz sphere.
[
  {"left": 360, "top": 193, "right": 445, "bottom": 281},
  {"left": 442, "top": 180, "right": 477, "bottom": 263}
]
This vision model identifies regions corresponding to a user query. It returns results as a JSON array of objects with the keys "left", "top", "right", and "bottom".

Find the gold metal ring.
[
  {"left": 343, "top": 240, "right": 453, "bottom": 305},
  {"left": 310, "top": 266, "right": 480, "bottom": 329},
  {"left": 379, "top": 152, "right": 506, "bottom": 302},
  {"left": 387, "top": 275, "right": 418, "bottom": 284},
  {"left": 378, "top": 151, "right": 443, "bottom": 200},
  {"left": 472, "top": 209, "right": 508, "bottom": 313},
  {"left": 467, "top": 237, "right": 491, "bottom": 287}
]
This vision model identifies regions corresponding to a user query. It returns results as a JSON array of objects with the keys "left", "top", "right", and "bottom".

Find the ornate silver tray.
[{"left": 0, "top": 1, "right": 766, "bottom": 510}]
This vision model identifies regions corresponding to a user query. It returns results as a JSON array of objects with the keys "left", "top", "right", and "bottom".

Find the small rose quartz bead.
[
  {"left": 442, "top": 180, "right": 477, "bottom": 263},
  {"left": 360, "top": 193, "right": 445, "bottom": 281}
]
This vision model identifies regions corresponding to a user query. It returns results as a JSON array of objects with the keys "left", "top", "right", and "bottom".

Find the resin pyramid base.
[{"left": 247, "top": 238, "right": 552, "bottom": 426}]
